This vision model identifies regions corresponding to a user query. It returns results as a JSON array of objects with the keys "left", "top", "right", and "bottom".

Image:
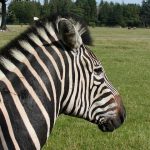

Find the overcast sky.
[{"left": 96, "top": 0, "right": 142, "bottom": 4}]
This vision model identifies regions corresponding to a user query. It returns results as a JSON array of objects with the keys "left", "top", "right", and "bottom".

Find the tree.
[
  {"left": 98, "top": 1, "right": 113, "bottom": 26},
  {"left": 0, "top": 0, "right": 7, "bottom": 30},
  {"left": 41, "top": 0, "right": 51, "bottom": 17},
  {"left": 75, "top": 0, "right": 97, "bottom": 25},
  {"left": 98, "top": 1, "right": 141, "bottom": 27},
  {"left": 49, "top": 0, "right": 74, "bottom": 14},
  {"left": 140, "top": 0, "right": 150, "bottom": 27},
  {"left": 112, "top": 3, "right": 124, "bottom": 26},
  {"left": 8, "top": 1, "right": 41, "bottom": 24}
]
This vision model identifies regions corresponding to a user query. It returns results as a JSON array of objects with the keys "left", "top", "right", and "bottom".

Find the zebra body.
[{"left": 0, "top": 14, "right": 126, "bottom": 149}]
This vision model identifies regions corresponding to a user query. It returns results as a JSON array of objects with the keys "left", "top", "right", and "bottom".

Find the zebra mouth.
[
  {"left": 98, "top": 118, "right": 116, "bottom": 132},
  {"left": 98, "top": 121, "right": 115, "bottom": 132}
]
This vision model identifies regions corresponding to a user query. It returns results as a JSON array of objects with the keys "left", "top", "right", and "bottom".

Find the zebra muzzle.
[
  {"left": 98, "top": 117, "right": 121, "bottom": 132},
  {"left": 98, "top": 95, "right": 126, "bottom": 132}
]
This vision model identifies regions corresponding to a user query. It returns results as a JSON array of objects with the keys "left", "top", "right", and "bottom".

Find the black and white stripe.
[{"left": 0, "top": 14, "right": 125, "bottom": 149}]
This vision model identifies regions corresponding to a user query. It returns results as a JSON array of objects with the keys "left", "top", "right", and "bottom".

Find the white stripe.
[
  {"left": 76, "top": 50, "right": 86, "bottom": 116},
  {"left": 37, "top": 28, "right": 51, "bottom": 44},
  {"left": 97, "top": 83, "right": 106, "bottom": 94},
  {"left": 83, "top": 48, "right": 93, "bottom": 72},
  {"left": 29, "top": 33, "right": 43, "bottom": 46},
  {"left": 40, "top": 46, "right": 61, "bottom": 80},
  {"left": 94, "top": 95, "right": 114, "bottom": 106},
  {"left": 104, "top": 74, "right": 118, "bottom": 95},
  {"left": 80, "top": 49, "right": 91, "bottom": 117},
  {"left": 99, "top": 110, "right": 117, "bottom": 118},
  {"left": 90, "top": 86, "right": 97, "bottom": 101},
  {"left": 91, "top": 103, "right": 117, "bottom": 119},
  {"left": 1, "top": 58, "right": 50, "bottom": 142},
  {"left": 28, "top": 34, "right": 62, "bottom": 120},
  {"left": 95, "top": 110, "right": 117, "bottom": 121},
  {"left": 19, "top": 41, "right": 36, "bottom": 54},
  {"left": 12, "top": 50, "right": 51, "bottom": 100},
  {"left": 66, "top": 52, "right": 78, "bottom": 113},
  {"left": 61, "top": 52, "right": 73, "bottom": 109},
  {"left": 0, "top": 126, "right": 8, "bottom": 150},
  {"left": 63, "top": 50, "right": 82, "bottom": 115},
  {"left": 45, "top": 23, "right": 59, "bottom": 41},
  {"left": 19, "top": 41, "right": 57, "bottom": 102},
  {"left": 51, "top": 45, "right": 65, "bottom": 118},
  {"left": 28, "top": 34, "right": 61, "bottom": 80},
  {"left": 89, "top": 92, "right": 114, "bottom": 120},
  {"left": 0, "top": 89, "right": 20, "bottom": 150}
]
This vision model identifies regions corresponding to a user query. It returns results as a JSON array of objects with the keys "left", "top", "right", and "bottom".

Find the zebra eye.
[{"left": 94, "top": 67, "right": 103, "bottom": 75}]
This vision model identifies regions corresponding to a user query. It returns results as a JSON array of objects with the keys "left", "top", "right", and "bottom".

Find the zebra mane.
[{"left": 0, "top": 13, "right": 92, "bottom": 58}]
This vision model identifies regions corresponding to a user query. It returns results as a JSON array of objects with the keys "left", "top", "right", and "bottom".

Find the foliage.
[
  {"left": 7, "top": 1, "right": 41, "bottom": 24},
  {"left": 98, "top": 1, "right": 141, "bottom": 27},
  {"left": 4, "top": 0, "right": 150, "bottom": 27},
  {"left": 140, "top": 0, "right": 150, "bottom": 27},
  {"left": 49, "top": 0, "right": 74, "bottom": 14},
  {"left": 75, "top": 0, "right": 97, "bottom": 24}
]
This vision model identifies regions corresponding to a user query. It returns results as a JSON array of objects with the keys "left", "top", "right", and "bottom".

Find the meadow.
[{"left": 0, "top": 26, "right": 150, "bottom": 150}]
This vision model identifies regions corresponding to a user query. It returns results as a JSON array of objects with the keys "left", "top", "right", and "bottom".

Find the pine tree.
[
  {"left": 49, "top": 0, "right": 73, "bottom": 14},
  {"left": 98, "top": 1, "right": 111, "bottom": 26},
  {"left": 8, "top": 1, "right": 41, "bottom": 24},
  {"left": 41, "top": 0, "right": 50, "bottom": 17},
  {"left": 140, "top": 0, "right": 150, "bottom": 27},
  {"left": 75, "top": 0, "right": 97, "bottom": 25}
]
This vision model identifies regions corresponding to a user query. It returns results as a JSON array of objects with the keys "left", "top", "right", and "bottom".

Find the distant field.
[{"left": 0, "top": 26, "right": 150, "bottom": 150}]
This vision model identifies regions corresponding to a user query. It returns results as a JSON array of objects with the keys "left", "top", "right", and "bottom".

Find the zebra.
[{"left": 0, "top": 14, "right": 126, "bottom": 150}]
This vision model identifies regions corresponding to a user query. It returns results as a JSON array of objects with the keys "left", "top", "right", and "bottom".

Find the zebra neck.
[{"left": 59, "top": 48, "right": 90, "bottom": 119}]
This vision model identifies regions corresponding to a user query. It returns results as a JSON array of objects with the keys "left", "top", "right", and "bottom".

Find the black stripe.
[
  {"left": 0, "top": 109, "right": 15, "bottom": 150},
  {"left": 79, "top": 49, "right": 91, "bottom": 116},
  {"left": 0, "top": 137, "right": 4, "bottom": 150},
  {"left": 43, "top": 44, "right": 63, "bottom": 79},
  {"left": 76, "top": 82, "right": 84, "bottom": 116},
  {"left": 92, "top": 92, "right": 112, "bottom": 104},
  {"left": 43, "top": 25, "right": 58, "bottom": 43},
  {"left": 91, "top": 98, "right": 115, "bottom": 117},
  {"left": 0, "top": 67, "right": 47, "bottom": 147},
  {"left": 0, "top": 80, "right": 36, "bottom": 150},
  {"left": 81, "top": 46, "right": 93, "bottom": 71},
  {"left": 93, "top": 107, "right": 117, "bottom": 121},
  {"left": 61, "top": 52, "right": 75, "bottom": 112},
  {"left": 59, "top": 52, "right": 70, "bottom": 113},
  {"left": 69, "top": 53, "right": 81, "bottom": 115}
]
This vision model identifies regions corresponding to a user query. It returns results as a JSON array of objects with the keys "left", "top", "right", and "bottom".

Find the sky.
[{"left": 96, "top": 0, "right": 142, "bottom": 4}]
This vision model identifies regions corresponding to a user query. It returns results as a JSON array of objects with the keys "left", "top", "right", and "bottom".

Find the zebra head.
[{"left": 58, "top": 17, "right": 126, "bottom": 132}]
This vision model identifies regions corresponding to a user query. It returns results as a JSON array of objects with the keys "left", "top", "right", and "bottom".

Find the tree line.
[
  {"left": 1, "top": 0, "right": 150, "bottom": 29},
  {"left": 98, "top": 0, "right": 150, "bottom": 27}
]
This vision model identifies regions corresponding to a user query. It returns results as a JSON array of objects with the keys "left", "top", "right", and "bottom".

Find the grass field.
[{"left": 0, "top": 26, "right": 150, "bottom": 150}]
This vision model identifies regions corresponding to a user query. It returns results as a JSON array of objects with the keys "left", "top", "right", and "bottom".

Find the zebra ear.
[{"left": 57, "top": 18, "right": 82, "bottom": 50}]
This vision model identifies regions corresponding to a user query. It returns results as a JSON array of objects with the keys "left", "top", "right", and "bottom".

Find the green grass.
[{"left": 0, "top": 26, "right": 150, "bottom": 150}]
